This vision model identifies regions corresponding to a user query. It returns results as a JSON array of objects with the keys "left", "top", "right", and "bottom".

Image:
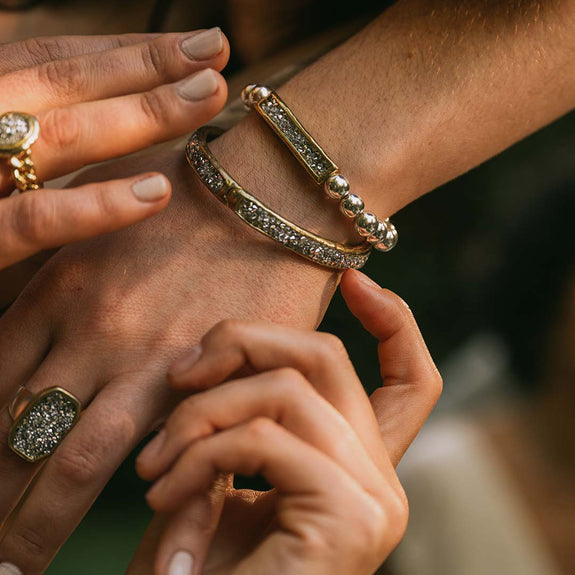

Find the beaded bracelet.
[
  {"left": 241, "top": 84, "right": 398, "bottom": 252},
  {"left": 186, "top": 127, "right": 372, "bottom": 270}
]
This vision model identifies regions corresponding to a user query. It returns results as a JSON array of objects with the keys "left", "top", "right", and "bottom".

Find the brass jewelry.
[
  {"left": 8, "top": 386, "right": 82, "bottom": 463},
  {"left": 186, "top": 127, "right": 371, "bottom": 270},
  {"left": 0, "top": 112, "right": 42, "bottom": 192},
  {"left": 242, "top": 85, "right": 398, "bottom": 252}
]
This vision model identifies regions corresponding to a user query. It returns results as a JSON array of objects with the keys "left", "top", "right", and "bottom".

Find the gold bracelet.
[
  {"left": 186, "top": 127, "right": 372, "bottom": 270},
  {"left": 241, "top": 85, "right": 398, "bottom": 252}
]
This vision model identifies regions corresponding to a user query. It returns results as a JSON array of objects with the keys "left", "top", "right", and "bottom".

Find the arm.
[
  {"left": 0, "top": 2, "right": 573, "bottom": 572},
  {"left": 214, "top": 0, "right": 575, "bottom": 238}
]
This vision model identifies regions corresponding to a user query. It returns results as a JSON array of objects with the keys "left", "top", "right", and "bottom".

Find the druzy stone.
[{"left": 10, "top": 389, "right": 80, "bottom": 462}]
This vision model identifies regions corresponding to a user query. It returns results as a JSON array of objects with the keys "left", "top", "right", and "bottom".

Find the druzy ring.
[
  {"left": 0, "top": 111, "right": 42, "bottom": 192},
  {"left": 8, "top": 386, "right": 82, "bottom": 463}
]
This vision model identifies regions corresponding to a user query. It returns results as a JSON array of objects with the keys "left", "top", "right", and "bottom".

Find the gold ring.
[
  {"left": 0, "top": 112, "right": 42, "bottom": 192},
  {"left": 8, "top": 386, "right": 82, "bottom": 463}
]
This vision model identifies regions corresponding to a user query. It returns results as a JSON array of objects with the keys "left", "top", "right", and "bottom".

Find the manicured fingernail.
[
  {"left": 178, "top": 69, "right": 219, "bottom": 101},
  {"left": 354, "top": 271, "right": 381, "bottom": 290},
  {"left": 146, "top": 473, "right": 168, "bottom": 501},
  {"left": 132, "top": 175, "right": 169, "bottom": 202},
  {"left": 0, "top": 564, "right": 22, "bottom": 575},
  {"left": 168, "top": 551, "right": 194, "bottom": 575},
  {"left": 181, "top": 27, "right": 223, "bottom": 60},
  {"left": 170, "top": 345, "right": 202, "bottom": 377},
  {"left": 139, "top": 429, "right": 165, "bottom": 462}
]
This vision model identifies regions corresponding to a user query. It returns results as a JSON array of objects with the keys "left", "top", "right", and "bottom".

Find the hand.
[
  {"left": 0, "top": 137, "right": 335, "bottom": 574},
  {"left": 131, "top": 270, "right": 441, "bottom": 575},
  {"left": 0, "top": 29, "right": 229, "bottom": 269}
]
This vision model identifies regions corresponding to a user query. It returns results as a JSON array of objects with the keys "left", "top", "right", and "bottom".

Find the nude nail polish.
[
  {"left": 132, "top": 175, "right": 169, "bottom": 202},
  {"left": 139, "top": 429, "right": 165, "bottom": 462},
  {"left": 181, "top": 28, "right": 223, "bottom": 60},
  {"left": 168, "top": 551, "right": 194, "bottom": 575},
  {"left": 0, "top": 563, "right": 22, "bottom": 575},
  {"left": 169, "top": 345, "right": 203, "bottom": 377},
  {"left": 178, "top": 69, "right": 219, "bottom": 101}
]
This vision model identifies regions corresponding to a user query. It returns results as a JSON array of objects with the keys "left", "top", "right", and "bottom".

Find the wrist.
[
  {"left": 209, "top": 112, "right": 361, "bottom": 246},
  {"left": 170, "top": 144, "right": 340, "bottom": 329}
]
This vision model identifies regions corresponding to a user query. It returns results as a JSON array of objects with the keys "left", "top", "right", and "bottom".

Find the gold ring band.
[{"left": 8, "top": 386, "right": 82, "bottom": 463}]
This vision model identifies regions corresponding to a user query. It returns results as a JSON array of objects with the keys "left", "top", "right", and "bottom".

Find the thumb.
[{"left": 0, "top": 173, "right": 170, "bottom": 270}]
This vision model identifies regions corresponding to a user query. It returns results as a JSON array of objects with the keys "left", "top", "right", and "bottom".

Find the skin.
[
  {"left": 1, "top": 0, "right": 575, "bottom": 571},
  {"left": 132, "top": 270, "right": 441, "bottom": 575},
  {"left": 0, "top": 30, "right": 231, "bottom": 269}
]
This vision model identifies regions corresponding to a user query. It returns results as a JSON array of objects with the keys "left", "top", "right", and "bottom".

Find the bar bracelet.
[{"left": 242, "top": 84, "right": 398, "bottom": 252}]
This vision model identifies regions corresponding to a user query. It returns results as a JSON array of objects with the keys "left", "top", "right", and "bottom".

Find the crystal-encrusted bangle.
[
  {"left": 242, "top": 84, "right": 398, "bottom": 253},
  {"left": 186, "top": 127, "right": 372, "bottom": 270}
]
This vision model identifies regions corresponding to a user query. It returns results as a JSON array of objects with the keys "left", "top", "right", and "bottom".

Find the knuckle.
[
  {"left": 213, "top": 318, "right": 248, "bottom": 342},
  {"left": 246, "top": 416, "right": 276, "bottom": 440},
  {"left": 22, "top": 35, "right": 70, "bottom": 63},
  {"left": 12, "top": 193, "right": 55, "bottom": 246},
  {"left": 429, "top": 371, "right": 444, "bottom": 403},
  {"left": 273, "top": 366, "right": 309, "bottom": 393},
  {"left": 37, "top": 56, "right": 85, "bottom": 98},
  {"left": 141, "top": 40, "right": 165, "bottom": 78},
  {"left": 315, "top": 333, "right": 350, "bottom": 364},
  {"left": 140, "top": 88, "right": 172, "bottom": 128},
  {"left": 41, "top": 107, "right": 82, "bottom": 151},
  {"left": 7, "top": 524, "right": 47, "bottom": 558},
  {"left": 52, "top": 445, "right": 102, "bottom": 486}
]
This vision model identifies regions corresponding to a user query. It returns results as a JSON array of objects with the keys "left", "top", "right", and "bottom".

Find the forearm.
[{"left": 214, "top": 0, "right": 575, "bottom": 240}]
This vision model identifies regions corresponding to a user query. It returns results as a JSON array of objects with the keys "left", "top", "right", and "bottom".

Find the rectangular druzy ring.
[{"left": 9, "top": 387, "right": 81, "bottom": 463}]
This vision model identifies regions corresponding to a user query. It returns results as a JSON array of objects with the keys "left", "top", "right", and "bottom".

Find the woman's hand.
[
  {"left": 0, "top": 29, "right": 229, "bottom": 269},
  {"left": 133, "top": 270, "right": 442, "bottom": 575}
]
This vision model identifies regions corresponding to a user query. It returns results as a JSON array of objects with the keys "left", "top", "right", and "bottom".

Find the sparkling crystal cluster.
[
  {"left": 0, "top": 113, "right": 30, "bottom": 147},
  {"left": 260, "top": 97, "right": 333, "bottom": 181},
  {"left": 187, "top": 132, "right": 369, "bottom": 270},
  {"left": 237, "top": 199, "right": 368, "bottom": 269},
  {"left": 11, "top": 390, "right": 79, "bottom": 462},
  {"left": 187, "top": 137, "right": 225, "bottom": 194}
]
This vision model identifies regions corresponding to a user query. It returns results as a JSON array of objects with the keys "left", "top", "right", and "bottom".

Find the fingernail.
[
  {"left": 139, "top": 429, "right": 166, "bottom": 462},
  {"left": 181, "top": 27, "right": 223, "bottom": 60},
  {"left": 146, "top": 473, "right": 168, "bottom": 502},
  {"left": 170, "top": 345, "right": 202, "bottom": 377},
  {"left": 168, "top": 551, "right": 194, "bottom": 575},
  {"left": 132, "top": 175, "right": 169, "bottom": 202},
  {"left": 178, "top": 69, "right": 219, "bottom": 101},
  {"left": 354, "top": 271, "right": 381, "bottom": 290},
  {"left": 0, "top": 564, "right": 22, "bottom": 575}
]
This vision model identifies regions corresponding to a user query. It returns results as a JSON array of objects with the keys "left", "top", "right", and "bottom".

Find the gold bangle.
[
  {"left": 241, "top": 85, "right": 398, "bottom": 252},
  {"left": 186, "top": 127, "right": 372, "bottom": 270}
]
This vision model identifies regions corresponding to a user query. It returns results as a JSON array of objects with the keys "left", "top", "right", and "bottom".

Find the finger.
[
  {"left": 340, "top": 270, "right": 443, "bottom": 466},
  {"left": 0, "top": 33, "right": 161, "bottom": 75},
  {"left": 151, "top": 476, "right": 228, "bottom": 575},
  {"left": 1, "top": 29, "right": 229, "bottom": 111},
  {"left": 147, "top": 420, "right": 401, "bottom": 575},
  {"left": 0, "top": 371, "right": 176, "bottom": 575},
  {"left": 167, "top": 318, "right": 385, "bottom": 459},
  {"left": 139, "top": 370, "right": 398, "bottom": 575},
  {"left": 138, "top": 369, "right": 392, "bottom": 493},
  {"left": 0, "top": 173, "right": 171, "bottom": 270},
  {"left": 0, "top": 347, "right": 99, "bottom": 530},
  {"left": 126, "top": 514, "right": 168, "bottom": 575},
  {"left": 0, "top": 68, "right": 227, "bottom": 191}
]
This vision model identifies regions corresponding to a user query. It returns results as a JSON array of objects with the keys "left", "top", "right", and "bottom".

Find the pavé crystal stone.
[
  {"left": 0, "top": 113, "right": 30, "bottom": 147},
  {"left": 187, "top": 129, "right": 371, "bottom": 270},
  {"left": 9, "top": 388, "right": 81, "bottom": 462}
]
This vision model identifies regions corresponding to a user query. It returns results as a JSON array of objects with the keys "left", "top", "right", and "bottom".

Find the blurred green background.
[{"left": 45, "top": 108, "right": 575, "bottom": 573}]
